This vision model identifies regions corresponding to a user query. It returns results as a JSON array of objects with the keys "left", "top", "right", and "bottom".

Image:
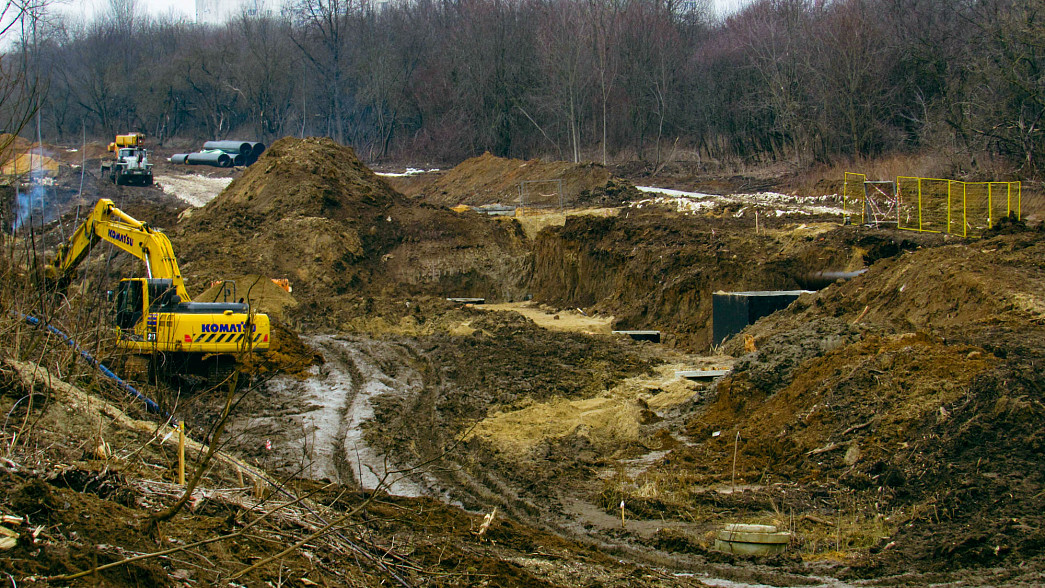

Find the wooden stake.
[
  {"left": 732, "top": 431, "right": 741, "bottom": 493},
  {"left": 177, "top": 422, "right": 185, "bottom": 486},
  {"left": 620, "top": 500, "right": 626, "bottom": 529}
]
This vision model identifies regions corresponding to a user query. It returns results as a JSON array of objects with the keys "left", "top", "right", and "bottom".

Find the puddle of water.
[
  {"left": 293, "top": 360, "right": 353, "bottom": 483},
  {"left": 261, "top": 335, "right": 426, "bottom": 496},
  {"left": 341, "top": 375, "right": 423, "bottom": 497}
]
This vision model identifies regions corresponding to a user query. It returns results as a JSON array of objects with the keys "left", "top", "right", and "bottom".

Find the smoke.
[{"left": 11, "top": 148, "right": 53, "bottom": 232}]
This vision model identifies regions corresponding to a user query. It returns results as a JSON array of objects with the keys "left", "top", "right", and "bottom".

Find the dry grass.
[
  {"left": 464, "top": 363, "right": 698, "bottom": 458},
  {"left": 511, "top": 207, "right": 619, "bottom": 240},
  {"left": 606, "top": 466, "right": 899, "bottom": 560}
]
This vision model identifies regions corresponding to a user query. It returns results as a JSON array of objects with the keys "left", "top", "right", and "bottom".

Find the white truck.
[{"left": 101, "top": 133, "right": 154, "bottom": 186}]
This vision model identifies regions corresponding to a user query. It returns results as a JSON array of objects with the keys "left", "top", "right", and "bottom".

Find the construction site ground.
[{"left": 2, "top": 138, "right": 1045, "bottom": 586}]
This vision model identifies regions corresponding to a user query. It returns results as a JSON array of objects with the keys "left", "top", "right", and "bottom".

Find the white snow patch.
[
  {"left": 156, "top": 174, "right": 233, "bottom": 207},
  {"left": 632, "top": 185, "right": 845, "bottom": 217},
  {"left": 376, "top": 167, "right": 440, "bottom": 177}
]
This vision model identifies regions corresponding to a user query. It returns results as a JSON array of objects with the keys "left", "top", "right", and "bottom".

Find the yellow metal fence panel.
[
  {"left": 843, "top": 172, "right": 866, "bottom": 224},
  {"left": 964, "top": 183, "right": 992, "bottom": 237},
  {"left": 896, "top": 176, "right": 920, "bottom": 231},
  {"left": 850, "top": 173, "right": 1021, "bottom": 238}
]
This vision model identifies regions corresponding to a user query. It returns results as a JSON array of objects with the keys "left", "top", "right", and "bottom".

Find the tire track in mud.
[
  {"left": 255, "top": 335, "right": 431, "bottom": 496},
  {"left": 247, "top": 333, "right": 848, "bottom": 586}
]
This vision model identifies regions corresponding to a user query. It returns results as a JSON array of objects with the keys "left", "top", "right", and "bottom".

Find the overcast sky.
[{"left": 54, "top": 0, "right": 755, "bottom": 23}]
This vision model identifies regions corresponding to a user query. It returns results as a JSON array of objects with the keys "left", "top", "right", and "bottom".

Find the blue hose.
[{"left": 19, "top": 313, "right": 169, "bottom": 418}]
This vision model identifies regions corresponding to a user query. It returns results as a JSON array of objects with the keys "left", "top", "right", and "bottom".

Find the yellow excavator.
[{"left": 47, "top": 198, "right": 270, "bottom": 361}]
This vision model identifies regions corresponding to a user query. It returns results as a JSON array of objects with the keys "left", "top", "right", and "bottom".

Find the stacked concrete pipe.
[{"left": 169, "top": 140, "right": 266, "bottom": 168}]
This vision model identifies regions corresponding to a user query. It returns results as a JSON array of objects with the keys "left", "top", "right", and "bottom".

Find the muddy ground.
[{"left": 2, "top": 139, "right": 1045, "bottom": 586}]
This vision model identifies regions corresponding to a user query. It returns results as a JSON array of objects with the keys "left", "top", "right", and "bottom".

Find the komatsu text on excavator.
[{"left": 47, "top": 198, "right": 270, "bottom": 360}]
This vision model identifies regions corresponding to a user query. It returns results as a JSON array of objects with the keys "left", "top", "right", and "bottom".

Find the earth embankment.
[{"left": 173, "top": 137, "right": 530, "bottom": 324}]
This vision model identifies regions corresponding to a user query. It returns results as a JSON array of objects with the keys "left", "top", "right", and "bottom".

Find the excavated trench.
[{"left": 199, "top": 207, "right": 941, "bottom": 585}]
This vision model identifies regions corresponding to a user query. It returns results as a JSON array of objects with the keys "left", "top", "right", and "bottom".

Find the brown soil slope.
[
  {"left": 410, "top": 152, "right": 637, "bottom": 208},
  {"left": 173, "top": 138, "right": 530, "bottom": 320},
  {"left": 530, "top": 209, "right": 936, "bottom": 349},
  {"left": 676, "top": 227, "right": 1045, "bottom": 576}
]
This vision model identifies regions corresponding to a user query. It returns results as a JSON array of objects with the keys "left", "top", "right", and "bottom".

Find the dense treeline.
[{"left": 11, "top": 0, "right": 1045, "bottom": 174}]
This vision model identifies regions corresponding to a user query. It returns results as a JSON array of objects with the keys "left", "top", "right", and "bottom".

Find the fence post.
[
  {"left": 963, "top": 182, "right": 968, "bottom": 238},
  {"left": 178, "top": 421, "right": 186, "bottom": 486},
  {"left": 947, "top": 181, "right": 952, "bottom": 234},
  {"left": 917, "top": 178, "right": 923, "bottom": 231},
  {"left": 988, "top": 183, "right": 993, "bottom": 228}
]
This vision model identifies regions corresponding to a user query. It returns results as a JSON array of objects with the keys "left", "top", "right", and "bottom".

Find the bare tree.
[
  {"left": 585, "top": 0, "right": 622, "bottom": 165},
  {"left": 0, "top": 1, "right": 45, "bottom": 159},
  {"left": 535, "top": 0, "right": 593, "bottom": 162},
  {"left": 963, "top": 0, "right": 1045, "bottom": 174},
  {"left": 229, "top": 10, "right": 298, "bottom": 141},
  {"left": 289, "top": 0, "right": 356, "bottom": 143}
]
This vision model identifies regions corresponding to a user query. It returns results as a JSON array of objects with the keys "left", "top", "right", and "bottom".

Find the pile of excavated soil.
[
  {"left": 173, "top": 138, "right": 530, "bottom": 322},
  {"left": 529, "top": 209, "right": 937, "bottom": 349},
  {"left": 194, "top": 274, "right": 299, "bottom": 321},
  {"left": 174, "top": 137, "right": 398, "bottom": 300},
  {"left": 404, "top": 152, "right": 640, "bottom": 208},
  {"left": 665, "top": 227, "right": 1045, "bottom": 577}
]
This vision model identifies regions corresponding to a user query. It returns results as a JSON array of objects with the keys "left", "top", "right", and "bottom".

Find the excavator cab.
[
  {"left": 114, "top": 279, "right": 145, "bottom": 331},
  {"left": 113, "top": 278, "right": 182, "bottom": 335}
]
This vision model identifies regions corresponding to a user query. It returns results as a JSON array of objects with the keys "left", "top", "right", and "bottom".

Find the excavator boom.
[{"left": 50, "top": 199, "right": 188, "bottom": 299}]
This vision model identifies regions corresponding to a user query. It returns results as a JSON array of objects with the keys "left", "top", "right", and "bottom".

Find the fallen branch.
[
  {"left": 808, "top": 441, "right": 841, "bottom": 456},
  {"left": 802, "top": 514, "right": 832, "bottom": 526},
  {"left": 475, "top": 507, "right": 496, "bottom": 541},
  {"left": 841, "top": 419, "right": 874, "bottom": 436},
  {"left": 225, "top": 490, "right": 380, "bottom": 581},
  {"left": 46, "top": 482, "right": 331, "bottom": 582}
]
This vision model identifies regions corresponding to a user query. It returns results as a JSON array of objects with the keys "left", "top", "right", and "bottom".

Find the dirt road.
[{"left": 226, "top": 335, "right": 434, "bottom": 497}]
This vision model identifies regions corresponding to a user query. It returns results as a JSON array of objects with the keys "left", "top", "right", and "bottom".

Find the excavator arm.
[{"left": 48, "top": 198, "right": 189, "bottom": 301}]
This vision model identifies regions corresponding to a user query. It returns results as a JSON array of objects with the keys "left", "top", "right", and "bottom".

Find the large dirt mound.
[
  {"left": 173, "top": 138, "right": 530, "bottom": 320},
  {"left": 175, "top": 137, "right": 397, "bottom": 299},
  {"left": 674, "top": 229, "right": 1045, "bottom": 576},
  {"left": 188, "top": 136, "right": 398, "bottom": 222},
  {"left": 416, "top": 152, "right": 638, "bottom": 207}
]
